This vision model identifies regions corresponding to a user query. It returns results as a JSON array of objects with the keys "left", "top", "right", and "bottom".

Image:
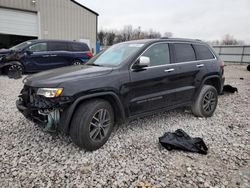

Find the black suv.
[
  {"left": 16, "top": 38, "right": 225, "bottom": 151},
  {"left": 0, "top": 40, "right": 93, "bottom": 77}
]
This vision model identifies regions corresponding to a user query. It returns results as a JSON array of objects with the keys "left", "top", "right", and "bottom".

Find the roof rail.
[{"left": 161, "top": 37, "right": 169, "bottom": 39}]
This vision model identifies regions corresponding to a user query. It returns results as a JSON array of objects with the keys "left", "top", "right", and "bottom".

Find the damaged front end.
[{"left": 16, "top": 85, "right": 73, "bottom": 132}]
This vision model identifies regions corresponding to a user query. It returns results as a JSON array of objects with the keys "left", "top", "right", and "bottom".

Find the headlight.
[{"left": 37, "top": 88, "right": 63, "bottom": 98}]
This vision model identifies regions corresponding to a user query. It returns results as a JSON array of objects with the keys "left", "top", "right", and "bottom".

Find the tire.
[
  {"left": 73, "top": 59, "right": 82, "bottom": 65},
  {"left": 191, "top": 85, "right": 218, "bottom": 117},
  {"left": 70, "top": 99, "right": 114, "bottom": 151},
  {"left": 6, "top": 64, "right": 23, "bottom": 79}
]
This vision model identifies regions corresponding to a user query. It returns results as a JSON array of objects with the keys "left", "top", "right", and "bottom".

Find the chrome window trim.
[{"left": 130, "top": 41, "right": 217, "bottom": 71}]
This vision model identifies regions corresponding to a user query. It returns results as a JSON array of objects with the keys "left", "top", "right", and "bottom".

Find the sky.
[{"left": 77, "top": 0, "right": 250, "bottom": 43}]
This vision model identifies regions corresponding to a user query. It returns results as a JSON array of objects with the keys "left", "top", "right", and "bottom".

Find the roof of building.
[{"left": 71, "top": 0, "right": 99, "bottom": 16}]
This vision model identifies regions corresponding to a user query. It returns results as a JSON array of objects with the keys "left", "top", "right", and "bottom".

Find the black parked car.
[
  {"left": 0, "top": 39, "right": 93, "bottom": 77},
  {"left": 16, "top": 38, "right": 225, "bottom": 151}
]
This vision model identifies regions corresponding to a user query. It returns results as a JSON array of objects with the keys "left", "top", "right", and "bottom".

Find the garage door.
[{"left": 0, "top": 8, "right": 38, "bottom": 37}]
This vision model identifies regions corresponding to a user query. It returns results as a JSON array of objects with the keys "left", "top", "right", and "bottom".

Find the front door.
[
  {"left": 23, "top": 42, "right": 51, "bottom": 72},
  {"left": 126, "top": 43, "right": 179, "bottom": 116}
]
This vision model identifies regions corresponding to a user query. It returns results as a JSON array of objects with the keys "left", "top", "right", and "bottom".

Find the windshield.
[
  {"left": 10, "top": 41, "right": 33, "bottom": 51},
  {"left": 87, "top": 42, "right": 145, "bottom": 67}
]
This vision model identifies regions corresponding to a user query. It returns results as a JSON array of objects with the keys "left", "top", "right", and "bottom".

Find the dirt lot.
[{"left": 0, "top": 64, "right": 249, "bottom": 188}]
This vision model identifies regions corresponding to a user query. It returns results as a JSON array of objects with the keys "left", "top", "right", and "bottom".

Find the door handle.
[
  {"left": 196, "top": 64, "right": 204, "bottom": 68},
  {"left": 50, "top": 54, "right": 57, "bottom": 57},
  {"left": 42, "top": 55, "right": 50, "bottom": 57},
  {"left": 164, "top": 68, "right": 175, "bottom": 72}
]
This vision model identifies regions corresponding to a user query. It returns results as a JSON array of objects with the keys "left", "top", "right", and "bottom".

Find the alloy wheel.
[
  {"left": 73, "top": 61, "right": 81, "bottom": 65},
  {"left": 202, "top": 91, "right": 216, "bottom": 113},
  {"left": 89, "top": 109, "right": 111, "bottom": 142}
]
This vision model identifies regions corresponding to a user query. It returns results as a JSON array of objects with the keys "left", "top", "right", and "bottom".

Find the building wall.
[{"left": 0, "top": 0, "right": 97, "bottom": 51}]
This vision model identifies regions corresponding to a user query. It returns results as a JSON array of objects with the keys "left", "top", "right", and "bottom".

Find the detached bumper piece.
[{"left": 159, "top": 129, "right": 208, "bottom": 155}]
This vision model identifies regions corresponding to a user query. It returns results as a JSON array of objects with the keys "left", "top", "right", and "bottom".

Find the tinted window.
[
  {"left": 70, "top": 43, "right": 89, "bottom": 52},
  {"left": 28, "top": 43, "right": 47, "bottom": 52},
  {"left": 174, "top": 43, "right": 195, "bottom": 63},
  {"left": 193, "top": 44, "right": 214, "bottom": 60},
  {"left": 49, "top": 42, "right": 68, "bottom": 51},
  {"left": 142, "top": 43, "right": 170, "bottom": 66}
]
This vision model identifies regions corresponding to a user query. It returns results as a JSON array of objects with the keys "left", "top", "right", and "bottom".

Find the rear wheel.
[
  {"left": 191, "top": 85, "right": 218, "bottom": 117},
  {"left": 70, "top": 99, "right": 114, "bottom": 151},
  {"left": 73, "top": 59, "right": 82, "bottom": 65}
]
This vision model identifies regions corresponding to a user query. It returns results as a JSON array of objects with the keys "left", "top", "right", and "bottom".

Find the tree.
[
  {"left": 98, "top": 26, "right": 169, "bottom": 46},
  {"left": 98, "top": 30, "right": 105, "bottom": 46},
  {"left": 106, "top": 32, "right": 115, "bottom": 46},
  {"left": 220, "top": 34, "right": 244, "bottom": 45},
  {"left": 163, "top": 32, "right": 173, "bottom": 38}
]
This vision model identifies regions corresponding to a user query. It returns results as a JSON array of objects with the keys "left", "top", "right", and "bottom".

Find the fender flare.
[
  {"left": 194, "top": 75, "right": 222, "bottom": 100},
  {"left": 59, "top": 91, "right": 126, "bottom": 133}
]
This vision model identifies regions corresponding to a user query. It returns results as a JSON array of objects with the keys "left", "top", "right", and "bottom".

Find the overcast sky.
[{"left": 77, "top": 0, "right": 250, "bottom": 43}]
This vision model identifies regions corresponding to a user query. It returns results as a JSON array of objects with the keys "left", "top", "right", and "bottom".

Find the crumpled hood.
[
  {"left": 0, "top": 49, "right": 12, "bottom": 62},
  {"left": 24, "top": 65, "right": 113, "bottom": 87},
  {"left": 0, "top": 49, "right": 12, "bottom": 55}
]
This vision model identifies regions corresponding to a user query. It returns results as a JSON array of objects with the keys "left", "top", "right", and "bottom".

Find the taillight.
[
  {"left": 219, "top": 59, "right": 225, "bottom": 69},
  {"left": 86, "top": 52, "right": 93, "bottom": 58}
]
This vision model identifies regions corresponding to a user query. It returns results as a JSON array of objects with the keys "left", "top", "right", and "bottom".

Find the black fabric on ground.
[
  {"left": 223, "top": 85, "right": 238, "bottom": 93},
  {"left": 159, "top": 129, "right": 208, "bottom": 155},
  {"left": 247, "top": 64, "right": 250, "bottom": 71}
]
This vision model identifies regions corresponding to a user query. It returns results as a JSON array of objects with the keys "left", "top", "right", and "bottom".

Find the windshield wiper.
[{"left": 87, "top": 63, "right": 103, "bottom": 67}]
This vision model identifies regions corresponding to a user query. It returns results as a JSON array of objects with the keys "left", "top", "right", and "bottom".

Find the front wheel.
[
  {"left": 6, "top": 64, "right": 23, "bottom": 79},
  {"left": 191, "top": 85, "right": 218, "bottom": 117},
  {"left": 70, "top": 99, "right": 114, "bottom": 151}
]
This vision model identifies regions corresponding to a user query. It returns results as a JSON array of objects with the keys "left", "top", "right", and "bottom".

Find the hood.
[
  {"left": 0, "top": 49, "right": 13, "bottom": 62},
  {"left": 24, "top": 65, "right": 113, "bottom": 87}
]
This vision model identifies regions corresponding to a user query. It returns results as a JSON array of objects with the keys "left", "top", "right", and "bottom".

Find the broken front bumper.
[
  {"left": 16, "top": 99, "right": 48, "bottom": 125},
  {"left": 16, "top": 85, "right": 73, "bottom": 128}
]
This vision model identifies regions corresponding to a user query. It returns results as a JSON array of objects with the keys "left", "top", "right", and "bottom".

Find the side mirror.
[
  {"left": 133, "top": 56, "right": 150, "bottom": 69},
  {"left": 26, "top": 50, "right": 33, "bottom": 55}
]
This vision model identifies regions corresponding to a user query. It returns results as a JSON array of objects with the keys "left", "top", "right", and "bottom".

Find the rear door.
[
  {"left": 192, "top": 44, "right": 216, "bottom": 73},
  {"left": 170, "top": 43, "right": 200, "bottom": 105},
  {"left": 47, "top": 41, "right": 72, "bottom": 68},
  {"left": 127, "top": 43, "right": 180, "bottom": 116}
]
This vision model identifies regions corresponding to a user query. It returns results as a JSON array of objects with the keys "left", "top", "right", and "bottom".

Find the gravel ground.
[{"left": 0, "top": 64, "right": 249, "bottom": 188}]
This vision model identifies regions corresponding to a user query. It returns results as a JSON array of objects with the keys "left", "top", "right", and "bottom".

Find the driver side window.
[
  {"left": 142, "top": 43, "right": 170, "bottom": 66},
  {"left": 28, "top": 43, "right": 47, "bottom": 52}
]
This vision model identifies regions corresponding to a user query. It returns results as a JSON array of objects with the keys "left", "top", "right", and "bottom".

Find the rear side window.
[
  {"left": 49, "top": 42, "right": 68, "bottom": 51},
  {"left": 174, "top": 43, "right": 196, "bottom": 63},
  {"left": 142, "top": 43, "right": 170, "bottom": 66},
  {"left": 70, "top": 43, "right": 89, "bottom": 52},
  {"left": 193, "top": 44, "right": 214, "bottom": 60}
]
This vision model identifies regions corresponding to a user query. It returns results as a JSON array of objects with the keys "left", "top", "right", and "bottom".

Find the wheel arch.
[
  {"left": 203, "top": 76, "right": 221, "bottom": 94},
  {"left": 193, "top": 75, "right": 222, "bottom": 103},
  {"left": 1, "top": 61, "right": 25, "bottom": 72},
  {"left": 59, "top": 92, "right": 126, "bottom": 134}
]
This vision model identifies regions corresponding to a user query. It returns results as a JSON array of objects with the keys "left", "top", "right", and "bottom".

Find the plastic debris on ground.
[{"left": 159, "top": 129, "right": 208, "bottom": 155}]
